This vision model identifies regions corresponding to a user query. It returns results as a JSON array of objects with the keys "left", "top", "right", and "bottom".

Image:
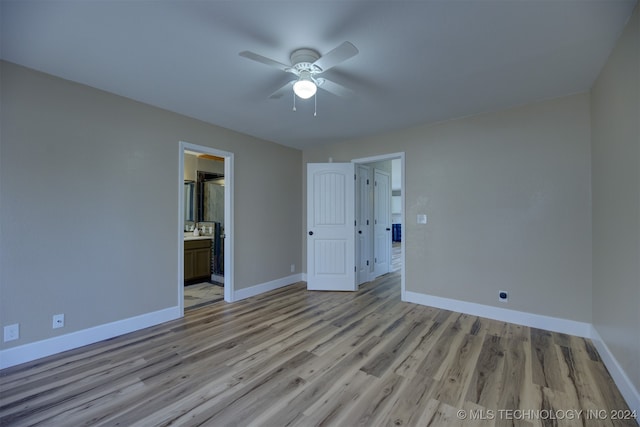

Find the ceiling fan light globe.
[{"left": 293, "top": 80, "right": 317, "bottom": 99}]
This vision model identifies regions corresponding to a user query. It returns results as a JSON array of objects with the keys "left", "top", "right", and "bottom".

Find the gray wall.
[
  {"left": 304, "top": 93, "right": 593, "bottom": 323},
  {"left": 0, "top": 61, "right": 302, "bottom": 349},
  {"left": 591, "top": 5, "right": 640, "bottom": 392}
]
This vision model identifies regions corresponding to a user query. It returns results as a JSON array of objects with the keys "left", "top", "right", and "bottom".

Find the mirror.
[
  {"left": 197, "top": 171, "right": 224, "bottom": 224},
  {"left": 184, "top": 181, "right": 195, "bottom": 222}
]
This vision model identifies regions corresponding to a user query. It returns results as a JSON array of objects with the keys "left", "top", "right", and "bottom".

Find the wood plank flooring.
[{"left": 1, "top": 272, "right": 636, "bottom": 426}]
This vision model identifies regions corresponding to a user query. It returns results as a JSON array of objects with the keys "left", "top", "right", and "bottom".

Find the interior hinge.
[{"left": 366, "top": 260, "right": 369, "bottom": 266}]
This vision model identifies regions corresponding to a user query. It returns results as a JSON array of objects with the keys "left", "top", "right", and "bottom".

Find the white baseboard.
[
  {"left": 404, "top": 291, "right": 592, "bottom": 337},
  {"left": 0, "top": 274, "right": 300, "bottom": 370},
  {"left": 0, "top": 306, "right": 181, "bottom": 370},
  {"left": 233, "top": 273, "right": 303, "bottom": 301},
  {"left": 590, "top": 326, "right": 640, "bottom": 415}
]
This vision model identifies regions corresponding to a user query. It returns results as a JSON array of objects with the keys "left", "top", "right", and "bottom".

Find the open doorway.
[
  {"left": 178, "top": 141, "right": 234, "bottom": 314},
  {"left": 353, "top": 153, "right": 405, "bottom": 300}
]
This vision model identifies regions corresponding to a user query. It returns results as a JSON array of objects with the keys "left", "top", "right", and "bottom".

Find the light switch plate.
[{"left": 417, "top": 214, "right": 427, "bottom": 224}]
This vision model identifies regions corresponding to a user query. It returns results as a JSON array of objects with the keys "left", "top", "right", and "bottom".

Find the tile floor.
[{"left": 184, "top": 282, "right": 224, "bottom": 310}]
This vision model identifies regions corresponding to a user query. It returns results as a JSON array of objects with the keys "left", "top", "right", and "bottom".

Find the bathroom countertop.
[{"left": 184, "top": 235, "right": 214, "bottom": 241}]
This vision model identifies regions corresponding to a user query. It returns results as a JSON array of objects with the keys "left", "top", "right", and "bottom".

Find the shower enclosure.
[{"left": 197, "top": 171, "right": 225, "bottom": 277}]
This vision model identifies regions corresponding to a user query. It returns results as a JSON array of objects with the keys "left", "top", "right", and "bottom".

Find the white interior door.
[
  {"left": 307, "top": 163, "right": 356, "bottom": 291},
  {"left": 373, "top": 169, "right": 391, "bottom": 278},
  {"left": 355, "top": 164, "right": 371, "bottom": 286}
]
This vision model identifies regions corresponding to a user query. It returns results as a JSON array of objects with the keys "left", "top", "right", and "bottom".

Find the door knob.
[
  {"left": 358, "top": 230, "right": 362, "bottom": 234},
  {"left": 308, "top": 231, "right": 314, "bottom": 236},
  {"left": 386, "top": 228, "right": 391, "bottom": 231}
]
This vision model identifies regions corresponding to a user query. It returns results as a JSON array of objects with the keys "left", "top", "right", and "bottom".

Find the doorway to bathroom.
[{"left": 178, "top": 141, "right": 234, "bottom": 314}]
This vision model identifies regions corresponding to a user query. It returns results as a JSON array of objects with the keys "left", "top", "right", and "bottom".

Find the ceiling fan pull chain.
[
  {"left": 314, "top": 92, "right": 317, "bottom": 117},
  {"left": 292, "top": 91, "right": 297, "bottom": 112}
]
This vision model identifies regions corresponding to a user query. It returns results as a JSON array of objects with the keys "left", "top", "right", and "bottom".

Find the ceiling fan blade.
[
  {"left": 268, "top": 80, "right": 295, "bottom": 99},
  {"left": 313, "top": 41, "right": 359, "bottom": 72},
  {"left": 239, "top": 51, "right": 290, "bottom": 72},
  {"left": 317, "top": 78, "right": 355, "bottom": 98}
]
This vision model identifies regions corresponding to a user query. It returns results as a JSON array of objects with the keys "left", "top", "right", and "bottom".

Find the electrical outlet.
[
  {"left": 498, "top": 291, "right": 508, "bottom": 302},
  {"left": 290, "top": 264, "right": 295, "bottom": 273},
  {"left": 53, "top": 314, "right": 65, "bottom": 329},
  {"left": 4, "top": 324, "right": 19, "bottom": 342}
]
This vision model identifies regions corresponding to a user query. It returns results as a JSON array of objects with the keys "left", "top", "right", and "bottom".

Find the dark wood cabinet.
[{"left": 184, "top": 239, "right": 211, "bottom": 284}]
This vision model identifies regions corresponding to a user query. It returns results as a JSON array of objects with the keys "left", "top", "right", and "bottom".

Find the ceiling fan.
[{"left": 239, "top": 41, "right": 359, "bottom": 100}]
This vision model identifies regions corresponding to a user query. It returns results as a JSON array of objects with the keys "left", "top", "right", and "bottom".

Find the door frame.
[
  {"left": 352, "top": 152, "right": 406, "bottom": 301},
  {"left": 178, "top": 141, "right": 234, "bottom": 315}
]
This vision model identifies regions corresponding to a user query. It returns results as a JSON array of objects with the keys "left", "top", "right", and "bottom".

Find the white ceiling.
[{"left": 1, "top": 0, "right": 636, "bottom": 150}]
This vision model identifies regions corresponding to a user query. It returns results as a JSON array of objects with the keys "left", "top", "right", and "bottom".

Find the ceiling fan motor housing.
[{"left": 290, "top": 48, "right": 322, "bottom": 74}]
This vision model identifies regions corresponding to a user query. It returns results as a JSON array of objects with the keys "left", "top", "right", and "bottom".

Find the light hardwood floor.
[{"left": 1, "top": 272, "right": 636, "bottom": 426}]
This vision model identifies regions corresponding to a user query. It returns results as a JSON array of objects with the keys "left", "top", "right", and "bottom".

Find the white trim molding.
[
  {"left": 0, "top": 307, "right": 180, "bottom": 370},
  {"left": 352, "top": 152, "right": 406, "bottom": 314},
  {"left": 590, "top": 326, "right": 640, "bottom": 415},
  {"left": 404, "top": 291, "right": 592, "bottom": 337},
  {"left": 178, "top": 141, "right": 235, "bottom": 307},
  {"left": 232, "top": 274, "right": 303, "bottom": 302}
]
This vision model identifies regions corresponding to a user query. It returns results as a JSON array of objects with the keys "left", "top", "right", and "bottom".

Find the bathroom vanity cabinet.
[{"left": 184, "top": 238, "right": 211, "bottom": 284}]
